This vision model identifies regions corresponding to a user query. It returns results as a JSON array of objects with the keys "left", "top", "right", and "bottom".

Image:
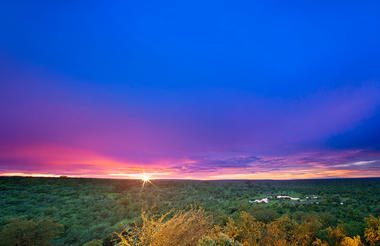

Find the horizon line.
[{"left": 1, "top": 175, "right": 379, "bottom": 182}]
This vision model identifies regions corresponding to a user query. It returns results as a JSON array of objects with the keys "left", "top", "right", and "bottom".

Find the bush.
[
  {"left": 364, "top": 215, "right": 380, "bottom": 246},
  {"left": 117, "top": 208, "right": 211, "bottom": 246}
]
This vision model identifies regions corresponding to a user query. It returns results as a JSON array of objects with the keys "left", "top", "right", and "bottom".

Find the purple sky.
[{"left": 1, "top": 1, "right": 380, "bottom": 179}]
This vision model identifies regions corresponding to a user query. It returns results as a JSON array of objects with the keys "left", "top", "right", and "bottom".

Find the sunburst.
[{"left": 141, "top": 173, "right": 152, "bottom": 188}]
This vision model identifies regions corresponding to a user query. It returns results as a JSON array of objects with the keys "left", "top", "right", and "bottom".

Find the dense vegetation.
[{"left": 0, "top": 177, "right": 379, "bottom": 245}]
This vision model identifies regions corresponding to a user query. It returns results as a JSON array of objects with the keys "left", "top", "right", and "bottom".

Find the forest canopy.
[{"left": 1, "top": 177, "right": 379, "bottom": 245}]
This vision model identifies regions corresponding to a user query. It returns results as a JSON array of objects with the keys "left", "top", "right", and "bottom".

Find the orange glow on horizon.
[
  {"left": 1, "top": 144, "right": 380, "bottom": 180},
  {"left": 1, "top": 168, "right": 380, "bottom": 180}
]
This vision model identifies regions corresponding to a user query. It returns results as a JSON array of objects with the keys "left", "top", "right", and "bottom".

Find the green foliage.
[
  {"left": 83, "top": 239, "right": 103, "bottom": 246},
  {"left": 0, "top": 217, "right": 63, "bottom": 246},
  {"left": 198, "top": 233, "right": 242, "bottom": 246},
  {"left": 1, "top": 177, "right": 380, "bottom": 245}
]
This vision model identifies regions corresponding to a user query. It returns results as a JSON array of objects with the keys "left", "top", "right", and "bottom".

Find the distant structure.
[
  {"left": 249, "top": 198, "right": 269, "bottom": 203},
  {"left": 59, "top": 175, "right": 69, "bottom": 178},
  {"left": 276, "top": 195, "right": 300, "bottom": 201},
  {"left": 250, "top": 194, "right": 320, "bottom": 205}
]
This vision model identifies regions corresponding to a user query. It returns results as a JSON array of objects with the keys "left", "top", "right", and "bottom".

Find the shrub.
[
  {"left": 364, "top": 215, "right": 380, "bottom": 246},
  {"left": 117, "top": 208, "right": 211, "bottom": 246}
]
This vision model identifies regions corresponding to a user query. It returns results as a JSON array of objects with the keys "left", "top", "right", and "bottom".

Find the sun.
[
  {"left": 142, "top": 174, "right": 150, "bottom": 182},
  {"left": 140, "top": 173, "right": 153, "bottom": 189}
]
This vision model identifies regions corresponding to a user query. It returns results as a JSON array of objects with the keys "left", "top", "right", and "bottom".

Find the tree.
[
  {"left": 296, "top": 214, "right": 321, "bottom": 246},
  {"left": 198, "top": 230, "right": 241, "bottom": 246},
  {"left": 312, "top": 238, "right": 329, "bottom": 246},
  {"left": 341, "top": 236, "right": 364, "bottom": 246},
  {"left": 0, "top": 217, "right": 63, "bottom": 246},
  {"left": 364, "top": 215, "right": 380, "bottom": 246},
  {"left": 263, "top": 216, "right": 298, "bottom": 246},
  {"left": 224, "top": 212, "right": 264, "bottom": 245},
  {"left": 326, "top": 225, "right": 346, "bottom": 246},
  {"left": 117, "top": 208, "right": 211, "bottom": 246},
  {"left": 83, "top": 239, "right": 103, "bottom": 246}
]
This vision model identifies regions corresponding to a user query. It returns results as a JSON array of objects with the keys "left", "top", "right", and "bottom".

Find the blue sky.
[{"left": 0, "top": 1, "right": 380, "bottom": 179}]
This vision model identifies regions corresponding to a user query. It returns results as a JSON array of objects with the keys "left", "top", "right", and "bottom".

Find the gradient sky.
[{"left": 1, "top": 1, "right": 380, "bottom": 179}]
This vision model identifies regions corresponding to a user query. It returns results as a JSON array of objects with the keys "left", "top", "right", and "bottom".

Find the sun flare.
[
  {"left": 140, "top": 173, "right": 153, "bottom": 189},
  {"left": 142, "top": 174, "right": 150, "bottom": 182}
]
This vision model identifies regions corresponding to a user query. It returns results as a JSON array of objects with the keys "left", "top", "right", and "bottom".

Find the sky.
[{"left": 1, "top": 1, "right": 380, "bottom": 179}]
